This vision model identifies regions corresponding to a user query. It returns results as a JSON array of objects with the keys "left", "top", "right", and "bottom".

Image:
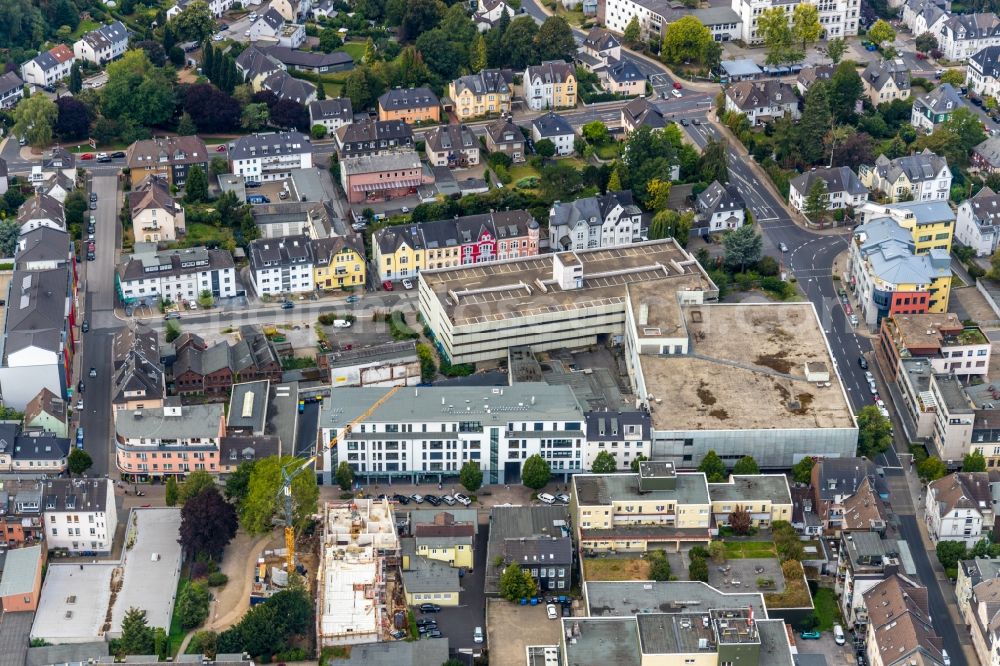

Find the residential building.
[
  {"left": 167, "top": 0, "right": 235, "bottom": 18},
  {"left": 938, "top": 12, "right": 1000, "bottom": 61},
  {"left": 73, "top": 21, "right": 129, "bottom": 65},
  {"left": 724, "top": 79, "right": 800, "bottom": 126},
  {"left": 271, "top": 0, "right": 311, "bottom": 22},
  {"left": 861, "top": 59, "right": 911, "bottom": 105},
  {"left": 20, "top": 45, "right": 74, "bottom": 90},
  {"left": 0, "top": 431, "right": 70, "bottom": 474},
  {"left": 308, "top": 98, "right": 353, "bottom": 134},
  {"left": 863, "top": 575, "right": 945, "bottom": 666},
  {"left": 789, "top": 166, "right": 870, "bottom": 214},
  {"left": 23, "top": 387, "right": 68, "bottom": 438},
  {"left": 248, "top": 8, "right": 287, "bottom": 41},
  {"left": 584, "top": 410, "right": 651, "bottom": 469},
  {"left": 448, "top": 69, "right": 514, "bottom": 120},
  {"left": 694, "top": 180, "right": 746, "bottom": 236},
  {"left": 848, "top": 217, "right": 952, "bottom": 328},
  {"left": 129, "top": 175, "right": 185, "bottom": 243},
  {"left": 0, "top": 546, "right": 43, "bottom": 612},
  {"left": 374, "top": 210, "right": 539, "bottom": 281},
  {"left": 484, "top": 118, "right": 525, "bottom": 163},
  {"left": 259, "top": 70, "right": 316, "bottom": 104},
  {"left": 0, "top": 72, "right": 24, "bottom": 109},
  {"left": 44, "top": 479, "right": 117, "bottom": 554},
  {"left": 473, "top": 0, "right": 515, "bottom": 31},
  {"left": 857, "top": 199, "right": 956, "bottom": 254},
  {"left": 36, "top": 170, "right": 75, "bottom": 203},
  {"left": 548, "top": 190, "right": 645, "bottom": 251},
  {"left": 835, "top": 531, "right": 900, "bottom": 629},
  {"left": 115, "top": 400, "right": 226, "bottom": 478},
  {"left": 412, "top": 512, "right": 475, "bottom": 569},
  {"left": 911, "top": 83, "right": 966, "bottom": 134},
  {"left": 576, "top": 27, "right": 644, "bottom": 95},
  {"left": 841, "top": 476, "right": 890, "bottom": 533},
  {"left": 235, "top": 44, "right": 286, "bottom": 87},
  {"left": 0, "top": 157, "right": 8, "bottom": 196},
  {"left": 251, "top": 200, "right": 335, "bottom": 239},
  {"left": 111, "top": 324, "right": 165, "bottom": 412},
  {"left": 229, "top": 327, "right": 283, "bottom": 385},
  {"left": 229, "top": 131, "right": 313, "bottom": 183},
  {"left": 424, "top": 124, "right": 479, "bottom": 168},
  {"left": 708, "top": 474, "right": 793, "bottom": 531},
  {"left": 603, "top": 0, "right": 743, "bottom": 42},
  {"left": 796, "top": 64, "right": 835, "bottom": 94},
  {"left": 973, "top": 134, "right": 1000, "bottom": 173},
  {"left": 339, "top": 150, "right": 433, "bottom": 204},
  {"left": 731, "top": 0, "right": 859, "bottom": 44},
  {"left": 504, "top": 535, "right": 573, "bottom": 591},
  {"left": 0, "top": 267, "right": 75, "bottom": 410},
  {"left": 312, "top": 235, "right": 366, "bottom": 291},
  {"left": 378, "top": 87, "right": 440, "bottom": 124},
  {"left": 620, "top": 96, "right": 668, "bottom": 133},
  {"left": 400, "top": 540, "right": 461, "bottom": 606},
  {"left": 925, "top": 472, "right": 993, "bottom": 545},
  {"left": 968, "top": 45, "right": 1000, "bottom": 99},
  {"left": 0, "top": 478, "right": 45, "bottom": 547},
  {"left": 247, "top": 235, "right": 314, "bottom": 295},
  {"left": 531, "top": 112, "right": 575, "bottom": 156},
  {"left": 126, "top": 136, "right": 209, "bottom": 189},
  {"left": 484, "top": 505, "right": 570, "bottom": 594},
  {"left": 859, "top": 151, "right": 951, "bottom": 202},
  {"left": 334, "top": 118, "right": 413, "bottom": 159},
  {"left": 117, "top": 247, "right": 238, "bottom": 304},
  {"left": 810, "top": 457, "right": 887, "bottom": 532},
  {"left": 902, "top": 0, "right": 948, "bottom": 35},
  {"left": 523, "top": 61, "right": 577, "bottom": 111},
  {"left": 15, "top": 226, "right": 72, "bottom": 272},
  {"left": 219, "top": 435, "right": 280, "bottom": 473},
  {"left": 957, "top": 187, "right": 1000, "bottom": 256},
  {"left": 957, "top": 557, "right": 1000, "bottom": 624},
  {"left": 877, "top": 313, "right": 991, "bottom": 383},
  {"left": 17, "top": 194, "right": 65, "bottom": 233}
]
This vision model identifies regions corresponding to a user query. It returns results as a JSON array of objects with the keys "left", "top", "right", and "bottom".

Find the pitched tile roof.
[{"left": 928, "top": 471, "right": 992, "bottom": 518}]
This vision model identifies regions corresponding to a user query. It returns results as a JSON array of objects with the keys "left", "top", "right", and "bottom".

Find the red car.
[
  {"left": 216, "top": 144, "right": 227, "bottom": 152},
  {"left": 673, "top": 82, "right": 683, "bottom": 90},
  {"left": 80, "top": 153, "right": 94, "bottom": 160},
  {"left": 382, "top": 280, "right": 394, "bottom": 291}
]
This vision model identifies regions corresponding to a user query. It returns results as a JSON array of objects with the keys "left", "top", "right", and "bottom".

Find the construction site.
[{"left": 315, "top": 498, "right": 403, "bottom": 648}]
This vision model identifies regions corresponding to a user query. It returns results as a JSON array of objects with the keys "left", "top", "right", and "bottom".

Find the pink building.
[
  {"left": 339, "top": 150, "right": 434, "bottom": 204},
  {"left": 115, "top": 400, "right": 226, "bottom": 480}
]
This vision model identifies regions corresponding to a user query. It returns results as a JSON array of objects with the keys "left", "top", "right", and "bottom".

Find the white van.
[
  {"left": 833, "top": 624, "right": 846, "bottom": 645},
  {"left": 538, "top": 493, "right": 556, "bottom": 504},
  {"left": 333, "top": 319, "right": 352, "bottom": 328},
  {"left": 474, "top": 626, "right": 484, "bottom": 644}
]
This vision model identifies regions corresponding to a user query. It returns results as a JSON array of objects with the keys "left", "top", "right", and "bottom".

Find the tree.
[
  {"left": 502, "top": 17, "right": 540, "bottom": 70},
  {"left": 791, "top": 456, "right": 816, "bottom": 484},
  {"left": 176, "top": 581, "right": 211, "bottom": 630},
  {"left": 758, "top": 7, "right": 799, "bottom": 66},
  {"left": 791, "top": 3, "right": 821, "bottom": 49},
  {"left": 940, "top": 69, "right": 965, "bottom": 87},
  {"left": 0, "top": 218, "right": 20, "bottom": 257},
  {"left": 660, "top": 16, "right": 713, "bottom": 65},
  {"left": 179, "top": 470, "right": 216, "bottom": 503},
  {"left": 649, "top": 210, "right": 694, "bottom": 243},
  {"left": 137, "top": 40, "right": 167, "bottom": 68},
  {"left": 165, "top": 476, "right": 179, "bottom": 507},
  {"left": 698, "top": 138, "right": 729, "bottom": 184},
  {"left": 591, "top": 450, "right": 618, "bottom": 473},
  {"left": 917, "top": 455, "right": 947, "bottom": 481},
  {"left": 773, "top": 520, "right": 804, "bottom": 561},
  {"left": 698, "top": 450, "right": 726, "bottom": 482},
  {"left": 400, "top": 0, "right": 444, "bottom": 41},
  {"left": 13, "top": 93, "right": 57, "bottom": 148},
  {"left": 344, "top": 65, "right": 386, "bottom": 111},
  {"left": 868, "top": 19, "right": 896, "bottom": 49},
  {"left": 804, "top": 178, "right": 829, "bottom": 221},
  {"left": 708, "top": 541, "right": 727, "bottom": 564},
  {"left": 689, "top": 556, "right": 709, "bottom": 582},
  {"left": 647, "top": 178, "right": 673, "bottom": 211},
  {"left": 171, "top": 0, "right": 215, "bottom": 42},
  {"left": 535, "top": 16, "right": 577, "bottom": 62},
  {"left": 55, "top": 97, "right": 91, "bottom": 141},
  {"left": 240, "top": 456, "right": 320, "bottom": 534},
  {"left": 833, "top": 131, "right": 874, "bottom": 169},
  {"left": 534, "top": 138, "right": 555, "bottom": 157},
  {"left": 857, "top": 405, "right": 893, "bottom": 459},
  {"left": 69, "top": 62, "right": 82, "bottom": 94},
  {"left": 176, "top": 112, "right": 197, "bottom": 136},
  {"left": 65, "top": 190, "right": 88, "bottom": 227},
  {"left": 179, "top": 486, "right": 238, "bottom": 559},
  {"left": 623, "top": 15, "right": 641, "bottom": 45},
  {"left": 630, "top": 454, "right": 647, "bottom": 472},
  {"left": 67, "top": 448, "right": 93, "bottom": 477},
  {"left": 607, "top": 167, "right": 622, "bottom": 192},
  {"left": 723, "top": 224, "right": 762, "bottom": 272},
  {"left": 119, "top": 608, "right": 155, "bottom": 656},
  {"left": 103, "top": 51, "right": 176, "bottom": 128},
  {"left": 318, "top": 29, "right": 344, "bottom": 53},
  {"left": 185, "top": 84, "right": 241, "bottom": 133},
  {"left": 241, "top": 103, "right": 270, "bottom": 132},
  {"left": 335, "top": 461, "right": 354, "bottom": 491},
  {"left": 499, "top": 564, "right": 537, "bottom": 601},
  {"left": 936, "top": 540, "right": 967, "bottom": 570},
  {"left": 225, "top": 460, "right": 255, "bottom": 508},
  {"left": 826, "top": 37, "right": 847, "bottom": 64},
  {"left": 471, "top": 34, "right": 488, "bottom": 72},
  {"left": 184, "top": 165, "right": 208, "bottom": 203},
  {"left": 799, "top": 82, "right": 833, "bottom": 165},
  {"left": 460, "top": 461, "right": 483, "bottom": 492},
  {"left": 732, "top": 456, "right": 760, "bottom": 475},
  {"left": 522, "top": 454, "right": 551, "bottom": 490},
  {"left": 829, "top": 62, "right": 863, "bottom": 123},
  {"left": 648, "top": 550, "right": 671, "bottom": 580},
  {"left": 964, "top": 450, "right": 987, "bottom": 473},
  {"left": 915, "top": 32, "right": 938, "bottom": 53},
  {"left": 729, "top": 505, "right": 752, "bottom": 535}
]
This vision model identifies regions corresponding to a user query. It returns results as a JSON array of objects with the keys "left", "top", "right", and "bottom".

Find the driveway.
[{"left": 424, "top": 522, "right": 489, "bottom": 652}]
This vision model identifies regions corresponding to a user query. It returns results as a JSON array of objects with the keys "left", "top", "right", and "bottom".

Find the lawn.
[
  {"left": 723, "top": 541, "right": 777, "bottom": 559},
  {"left": 168, "top": 577, "right": 190, "bottom": 656},
  {"left": 764, "top": 561, "right": 813, "bottom": 609},
  {"left": 813, "top": 588, "right": 841, "bottom": 631},
  {"left": 508, "top": 164, "right": 541, "bottom": 183},
  {"left": 583, "top": 556, "right": 651, "bottom": 581},
  {"left": 71, "top": 20, "right": 101, "bottom": 40},
  {"left": 341, "top": 41, "right": 366, "bottom": 61},
  {"left": 595, "top": 143, "right": 620, "bottom": 160},
  {"left": 177, "top": 223, "right": 234, "bottom": 248}
]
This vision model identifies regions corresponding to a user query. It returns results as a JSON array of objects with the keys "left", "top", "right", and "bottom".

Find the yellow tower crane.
[{"left": 279, "top": 385, "right": 402, "bottom": 570}]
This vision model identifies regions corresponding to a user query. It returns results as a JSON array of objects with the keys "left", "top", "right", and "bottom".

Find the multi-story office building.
[{"left": 115, "top": 400, "right": 226, "bottom": 479}]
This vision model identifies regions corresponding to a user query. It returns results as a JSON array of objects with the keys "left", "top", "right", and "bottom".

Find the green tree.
[
  {"left": 240, "top": 456, "right": 320, "bottom": 534},
  {"left": 343, "top": 65, "right": 386, "bottom": 111},
  {"left": 804, "top": 177, "right": 829, "bottom": 221},
  {"left": 708, "top": 541, "right": 727, "bottom": 564},
  {"left": 773, "top": 520, "right": 804, "bottom": 561},
  {"left": 103, "top": 50, "right": 176, "bottom": 128},
  {"left": 591, "top": 450, "right": 618, "bottom": 473},
  {"left": 69, "top": 62, "right": 82, "bottom": 94},
  {"left": 522, "top": 454, "right": 551, "bottom": 490},
  {"left": 318, "top": 29, "right": 343, "bottom": 53},
  {"left": 177, "top": 581, "right": 211, "bottom": 630},
  {"left": 535, "top": 16, "right": 576, "bottom": 62},
  {"left": 0, "top": 218, "right": 21, "bottom": 257},
  {"left": 915, "top": 32, "right": 938, "bottom": 53},
  {"left": 791, "top": 456, "right": 816, "bottom": 484},
  {"left": 582, "top": 120, "right": 612, "bottom": 146},
  {"left": 119, "top": 607, "right": 155, "bottom": 656},
  {"left": 534, "top": 138, "right": 556, "bottom": 157},
  {"left": 857, "top": 405, "right": 893, "bottom": 459},
  {"left": 241, "top": 103, "right": 270, "bottom": 132},
  {"left": 732, "top": 456, "right": 760, "bottom": 475},
  {"left": 758, "top": 7, "right": 799, "bottom": 66},
  {"left": 335, "top": 461, "right": 354, "bottom": 491},
  {"left": 791, "top": 3, "right": 821, "bottom": 49},
  {"left": 13, "top": 93, "right": 57, "bottom": 148},
  {"left": 698, "top": 138, "right": 729, "bottom": 184},
  {"left": 184, "top": 165, "right": 208, "bottom": 203},
  {"left": 171, "top": 0, "right": 215, "bottom": 42},
  {"left": 623, "top": 15, "right": 641, "bottom": 46},
  {"left": 698, "top": 450, "right": 726, "bottom": 482},
  {"left": 179, "top": 470, "right": 216, "bottom": 503},
  {"left": 689, "top": 556, "right": 709, "bottom": 582},
  {"left": 649, "top": 209, "right": 694, "bottom": 243},
  {"left": 460, "top": 461, "right": 483, "bottom": 492},
  {"left": 630, "top": 454, "right": 647, "bottom": 472},
  {"left": 660, "top": 16, "right": 712, "bottom": 65},
  {"left": 224, "top": 460, "right": 256, "bottom": 508},
  {"left": 607, "top": 167, "right": 622, "bottom": 192},
  {"left": 964, "top": 450, "right": 987, "bottom": 472},
  {"left": 648, "top": 550, "right": 671, "bottom": 580},
  {"left": 471, "top": 33, "right": 488, "bottom": 72},
  {"left": 67, "top": 448, "right": 93, "bottom": 477},
  {"left": 799, "top": 82, "right": 833, "bottom": 165},
  {"left": 165, "top": 476, "right": 179, "bottom": 507},
  {"left": 177, "top": 112, "right": 197, "bottom": 136},
  {"left": 917, "top": 455, "right": 947, "bottom": 481},
  {"left": 723, "top": 224, "right": 762, "bottom": 272},
  {"left": 936, "top": 540, "right": 967, "bottom": 570},
  {"left": 940, "top": 70, "right": 965, "bottom": 87},
  {"left": 826, "top": 37, "right": 847, "bottom": 64},
  {"left": 868, "top": 19, "right": 896, "bottom": 48},
  {"left": 210, "top": 156, "right": 229, "bottom": 176},
  {"left": 499, "top": 564, "right": 537, "bottom": 601},
  {"left": 165, "top": 320, "right": 182, "bottom": 343}
]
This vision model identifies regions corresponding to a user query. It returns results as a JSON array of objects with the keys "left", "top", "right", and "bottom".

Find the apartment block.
[{"left": 115, "top": 400, "right": 226, "bottom": 478}]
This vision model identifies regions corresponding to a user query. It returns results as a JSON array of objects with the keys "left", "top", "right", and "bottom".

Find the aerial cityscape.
[{"left": 0, "top": 0, "right": 998, "bottom": 664}]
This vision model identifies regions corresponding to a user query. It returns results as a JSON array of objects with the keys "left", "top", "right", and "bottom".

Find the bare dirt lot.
[{"left": 487, "top": 599, "right": 564, "bottom": 666}]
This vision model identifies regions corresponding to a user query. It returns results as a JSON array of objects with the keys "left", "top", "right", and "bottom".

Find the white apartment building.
[
  {"left": 604, "top": 0, "right": 742, "bottom": 41},
  {"left": 858, "top": 151, "right": 952, "bottom": 203},
  {"left": 228, "top": 131, "right": 313, "bottom": 183},
  {"left": 73, "top": 21, "right": 129, "bottom": 65},
  {"left": 789, "top": 166, "right": 870, "bottom": 214},
  {"left": 731, "top": 0, "right": 859, "bottom": 44},
  {"left": 318, "top": 383, "right": 586, "bottom": 486},
  {"left": 968, "top": 45, "right": 1000, "bottom": 100},
  {"left": 117, "top": 247, "right": 238, "bottom": 304},
  {"left": 938, "top": 13, "right": 1000, "bottom": 62},
  {"left": 548, "top": 190, "right": 647, "bottom": 251},
  {"left": 531, "top": 112, "right": 576, "bottom": 156},
  {"left": 956, "top": 187, "right": 1000, "bottom": 257},
  {"left": 925, "top": 472, "right": 993, "bottom": 546},
  {"left": 308, "top": 98, "right": 353, "bottom": 134},
  {"left": 247, "top": 235, "right": 315, "bottom": 295},
  {"left": 167, "top": 0, "right": 235, "bottom": 19},
  {"left": 522, "top": 61, "right": 576, "bottom": 111},
  {"left": 44, "top": 479, "right": 118, "bottom": 554},
  {"left": 129, "top": 176, "right": 185, "bottom": 243},
  {"left": 20, "top": 45, "right": 74, "bottom": 90}
]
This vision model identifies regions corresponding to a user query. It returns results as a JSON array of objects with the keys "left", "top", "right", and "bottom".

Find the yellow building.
[
  {"left": 401, "top": 549, "right": 461, "bottom": 607},
  {"left": 377, "top": 87, "right": 441, "bottom": 124},
  {"left": 708, "top": 475, "right": 793, "bottom": 530},
  {"left": 448, "top": 69, "right": 514, "bottom": 120},
  {"left": 523, "top": 61, "right": 577, "bottom": 111},
  {"left": 374, "top": 225, "right": 425, "bottom": 283},
  {"left": 859, "top": 200, "right": 956, "bottom": 255},
  {"left": 858, "top": 151, "right": 951, "bottom": 204},
  {"left": 414, "top": 521, "right": 475, "bottom": 570},
  {"left": 312, "top": 235, "right": 366, "bottom": 291}
]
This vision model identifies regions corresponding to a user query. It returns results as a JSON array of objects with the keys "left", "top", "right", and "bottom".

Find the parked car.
[
  {"left": 97, "top": 155, "right": 111, "bottom": 163},
  {"left": 454, "top": 493, "right": 472, "bottom": 506},
  {"left": 216, "top": 144, "right": 227, "bottom": 152},
  {"left": 546, "top": 604, "right": 558, "bottom": 620},
  {"left": 111, "top": 151, "right": 126, "bottom": 158},
  {"left": 538, "top": 492, "right": 556, "bottom": 504},
  {"left": 333, "top": 319, "right": 352, "bottom": 328},
  {"left": 419, "top": 603, "right": 441, "bottom": 613},
  {"left": 245, "top": 180, "right": 262, "bottom": 188},
  {"left": 426, "top": 630, "right": 443, "bottom": 639},
  {"left": 77, "top": 380, "right": 84, "bottom": 392},
  {"left": 402, "top": 278, "right": 414, "bottom": 290},
  {"left": 392, "top": 494, "right": 410, "bottom": 505},
  {"left": 671, "top": 88, "right": 682, "bottom": 98},
  {"left": 390, "top": 630, "right": 405, "bottom": 640},
  {"left": 86, "top": 252, "right": 95, "bottom": 261},
  {"left": 411, "top": 494, "right": 424, "bottom": 504},
  {"left": 416, "top": 618, "right": 437, "bottom": 627},
  {"left": 672, "top": 81, "right": 683, "bottom": 90},
  {"left": 89, "top": 192, "right": 98, "bottom": 202},
  {"left": 281, "top": 301, "right": 294, "bottom": 310},
  {"left": 80, "top": 153, "right": 94, "bottom": 160},
  {"left": 89, "top": 202, "right": 97, "bottom": 209},
  {"left": 82, "top": 320, "right": 89, "bottom": 333},
  {"left": 442, "top": 495, "right": 456, "bottom": 505},
  {"left": 474, "top": 627, "right": 484, "bottom": 643},
  {"left": 424, "top": 494, "right": 442, "bottom": 506},
  {"left": 164, "top": 312, "right": 181, "bottom": 320},
  {"left": 833, "top": 625, "right": 846, "bottom": 645},
  {"left": 382, "top": 280, "right": 394, "bottom": 291},
  {"left": 800, "top": 630, "right": 821, "bottom": 640},
  {"left": 556, "top": 493, "right": 570, "bottom": 504},
  {"left": 346, "top": 295, "right": 361, "bottom": 303},
  {"left": 858, "top": 356, "right": 868, "bottom": 369}
]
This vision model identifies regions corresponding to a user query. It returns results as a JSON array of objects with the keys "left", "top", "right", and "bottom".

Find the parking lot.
[
  {"left": 246, "top": 179, "right": 292, "bottom": 204},
  {"left": 486, "top": 599, "right": 564, "bottom": 666},
  {"left": 796, "top": 630, "right": 858, "bottom": 666}
]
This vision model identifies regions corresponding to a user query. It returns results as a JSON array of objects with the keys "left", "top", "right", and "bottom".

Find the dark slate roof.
[
  {"left": 503, "top": 535, "right": 573, "bottom": 566},
  {"left": 425, "top": 124, "right": 477, "bottom": 154},
  {"left": 261, "top": 45, "right": 353, "bottom": 69},
  {"left": 7, "top": 433, "right": 70, "bottom": 461},
  {"left": 814, "top": 457, "right": 886, "bottom": 500},
  {"left": 379, "top": 87, "right": 439, "bottom": 111},
  {"left": 870, "top": 150, "right": 948, "bottom": 184},
  {"left": 229, "top": 131, "right": 312, "bottom": 160},
  {"left": 622, "top": 97, "right": 666, "bottom": 130},
  {"left": 696, "top": 180, "right": 745, "bottom": 216},
  {"left": 235, "top": 45, "right": 285, "bottom": 79},
  {"left": 119, "top": 248, "right": 235, "bottom": 283},
  {"left": 485, "top": 118, "right": 522, "bottom": 146},
  {"left": 726, "top": 79, "right": 797, "bottom": 110},
  {"left": 3, "top": 268, "right": 69, "bottom": 358},
  {"left": 532, "top": 111, "right": 573, "bottom": 138},
  {"left": 790, "top": 166, "right": 868, "bottom": 197},
  {"left": 914, "top": 82, "right": 965, "bottom": 117},
  {"left": 261, "top": 70, "right": 316, "bottom": 103},
  {"left": 525, "top": 60, "right": 574, "bottom": 84},
  {"left": 80, "top": 20, "right": 128, "bottom": 50},
  {"left": 863, "top": 58, "right": 911, "bottom": 92},
  {"left": 942, "top": 11, "right": 1000, "bottom": 39},
  {"left": 583, "top": 27, "right": 621, "bottom": 52},
  {"left": 26, "top": 44, "right": 74, "bottom": 73},
  {"left": 450, "top": 68, "right": 514, "bottom": 97},
  {"left": 336, "top": 117, "right": 413, "bottom": 147},
  {"left": 220, "top": 435, "right": 280, "bottom": 464},
  {"left": 0, "top": 72, "right": 23, "bottom": 97},
  {"left": 549, "top": 190, "right": 640, "bottom": 229},
  {"left": 972, "top": 45, "right": 1000, "bottom": 75},
  {"left": 309, "top": 97, "right": 353, "bottom": 122},
  {"left": 15, "top": 226, "right": 71, "bottom": 268},
  {"left": 248, "top": 234, "right": 313, "bottom": 271},
  {"left": 585, "top": 410, "right": 650, "bottom": 442},
  {"left": 17, "top": 194, "right": 65, "bottom": 225},
  {"left": 606, "top": 59, "right": 643, "bottom": 84},
  {"left": 259, "top": 7, "right": 285, "bottom": 31}
]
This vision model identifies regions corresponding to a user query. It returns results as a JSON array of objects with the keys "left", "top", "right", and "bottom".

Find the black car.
[
  {"left": 90, "top": 193, "right": 98, "bottom": 202},
  {"left": 424, "top": 494, "right": 442, "bottom": 506},
  {"left": 89, "top": 202, "right": 97, "bottom": 210},
  {"left": 82, "top": 320, "right": 89, "bottom": 333},
  {"left": 246, "top": 180, "right": 262, "bottom": 188},
  {"left": 392, "top": 494, "right": 410, "bottom": 505},
  {"left": 416, "top": 618, "right": 437, "bottom": 627},
  {"left": 858, "top": 356, "right": 868, "bottom": 369},
  {"left": 77, "top": 380, "right": 84, "bottom": 392},
  {"left": 281, "top": 301, "right": 294, "bottom": 310},
  {"left": 111, "top": 151, "right": 126, "bottom": 159},
  {"left": 97, "top": 156, "right": 112, "bottom": 163},
  {"left": 86, "top": 252, "right": 95, "bottom": 261},
  {"left": 419, "top": 603, "right": 442, "bottom": 613},
  {"left": 679, "top": 118, "right": 689, "bottom": 126}
]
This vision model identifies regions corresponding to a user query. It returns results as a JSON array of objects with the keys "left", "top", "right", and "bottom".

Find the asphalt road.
[{"left": 429, "top": 522, "right": 489, "bottom": 653}]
